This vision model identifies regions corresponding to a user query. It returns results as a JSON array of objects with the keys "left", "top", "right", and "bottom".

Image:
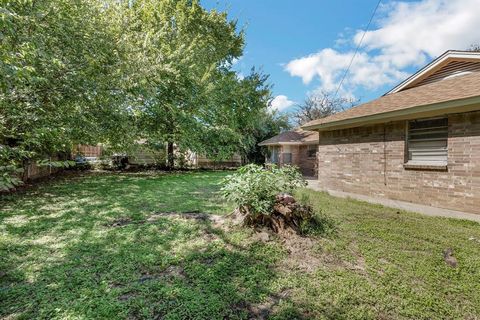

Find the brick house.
[
  {"left": 302, "top": 50, "right": 480, "bottom": 215},
  {"left": 259, "top": 129, "right": 318, "bottom": 177}
]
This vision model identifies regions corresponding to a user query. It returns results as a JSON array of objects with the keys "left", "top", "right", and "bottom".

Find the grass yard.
[{"left": 1, "top": 171, "right": 480, "bottom": 319}]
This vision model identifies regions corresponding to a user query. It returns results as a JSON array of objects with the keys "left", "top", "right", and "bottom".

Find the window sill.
[{"left": 403, "top": 162, "right": 447, "bottom": 171}]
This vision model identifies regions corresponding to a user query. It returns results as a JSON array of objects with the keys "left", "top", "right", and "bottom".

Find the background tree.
[
  {"left": 468, "top": 43, "right": 480, "bottom": 52},
  {"left": 195, "top": 68, "right": 289, "bottom": 164},
  {"left": 293, "top": 91, "right": 358, "bottom": 126},
  {"left": 244, "top": 110, "right": 290, "bottom": 164},
  {"left": 117, "top": 0, "right": 244, "bottom": 169}
]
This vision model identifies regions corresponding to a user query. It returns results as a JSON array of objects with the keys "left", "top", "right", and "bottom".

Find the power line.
[{"left": 333, "top": 0, "right": 382, "bottom": 100}]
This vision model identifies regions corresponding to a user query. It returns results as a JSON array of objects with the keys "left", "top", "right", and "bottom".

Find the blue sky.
[{"left": 202, "top": 0, "right": 480, "bottom": 113}]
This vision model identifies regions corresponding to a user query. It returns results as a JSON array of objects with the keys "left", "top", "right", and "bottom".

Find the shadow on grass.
[
  {"left": 2, "top": 172, "right": 345, "bottom": 319},
  {"left": 0, "top": 211, "right": 307, "bottom": 319}
]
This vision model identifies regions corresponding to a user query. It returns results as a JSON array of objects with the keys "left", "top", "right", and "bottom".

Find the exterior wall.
[
  {"left": 317, "top": 110, "right": 480, "bottom": 214},
  {"left": 406, "top": 61, "right": 480, "bottom": 89},
  {"left": 268, "top": 145, "right": 318, "bottom": 177},
  {"left": 298, "top": 145, "right": 317, "bottom": 177},
  {"left": 129, "top": 148, "right": 165, "bottom": 165}
]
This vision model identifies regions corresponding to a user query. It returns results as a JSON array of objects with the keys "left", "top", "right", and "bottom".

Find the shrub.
[{"left": 221, "top": 164, "right": 307, "bottom": 217}]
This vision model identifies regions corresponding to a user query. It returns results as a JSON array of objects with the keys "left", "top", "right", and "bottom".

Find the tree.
[
  {"left": 293, "top": 91, "right": 358, "bottom": 126},
  {"left": 0, "top": 0, "right": 129, "bottom": 189},
  {"left": 194, "top": 68, "right": 289, "bottom": 164},
  {"left": 244, "top": 109, "right": 290, "bottom": 164},
  {"left": 116, "top": 0, "right": 244, "bottom": 169},
  {"left": 468, "top": 43, "right": 480, "bottom": 52},
  {"left": 1, "top": 0, "right": 283, "bottom": 188}
]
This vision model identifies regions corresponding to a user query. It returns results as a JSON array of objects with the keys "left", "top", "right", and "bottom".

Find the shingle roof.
[
  {"left": 258, "top": 129, "right": 318, "bottom": 146},
  {"left": 302, "top": 71, "right": 480, "bottom": 130}
]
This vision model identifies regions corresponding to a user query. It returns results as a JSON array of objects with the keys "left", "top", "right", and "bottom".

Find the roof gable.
[{"left": 386, "top": 50, "right": 480, "bottom": 95}]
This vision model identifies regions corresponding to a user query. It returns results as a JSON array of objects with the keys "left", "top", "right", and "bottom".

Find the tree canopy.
[
  {"left": 293, "top": 92, "right": 358, "bottom": 126},
  {"left": 0, "top": 0, "right": 284, "bottom": 189}
]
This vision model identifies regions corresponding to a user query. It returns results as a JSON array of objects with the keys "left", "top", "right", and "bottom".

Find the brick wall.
[
  {"left": 274, "top": 145, "right": 317, "bottom": 177},
  {"left": 317, "top": 110, "right": 480, "bottom": 214},
  {"left": 298, "top": 145, "right": 317, "bottom": 177}
]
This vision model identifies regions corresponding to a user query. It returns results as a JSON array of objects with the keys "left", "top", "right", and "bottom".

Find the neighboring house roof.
[
  {"left": 258, "top": 129, "right": 318, "bottom": 146},
  {"left": 303, "top": 51, "right": 480, "bottom": 131}
]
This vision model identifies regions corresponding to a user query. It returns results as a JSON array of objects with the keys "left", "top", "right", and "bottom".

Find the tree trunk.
[
  {"left": 167, "top": 141, "right": 174, "bottom": 170},
  {"left": 229, "top": 194, "right": 314, "bottom": 235}
]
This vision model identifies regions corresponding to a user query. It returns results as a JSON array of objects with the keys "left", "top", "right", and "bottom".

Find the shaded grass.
[{"left": 1, "top": 171, "right": 480, "bottom": 319}]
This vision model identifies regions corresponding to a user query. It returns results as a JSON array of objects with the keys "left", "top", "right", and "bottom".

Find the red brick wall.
[{"left": 317, "top": 110, "right": 480, "bottom": 214}]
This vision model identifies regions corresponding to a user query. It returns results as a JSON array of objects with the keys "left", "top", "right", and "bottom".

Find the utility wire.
[{"left": 333, "top": 0, "right": 382, "bottom": 100}]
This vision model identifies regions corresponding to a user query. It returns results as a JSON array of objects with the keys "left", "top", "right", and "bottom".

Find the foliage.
[
  {"left": 0, "top": 0, "right": 130, "bottom": 186},
  {"left": 293, "top": 91, "right": 358, "bottom": 125},
  {"left": 37, "top": 159, "right": 76, "bottom": 169},
  {"left": 1, "top": 0, "right": 278, "bottom": 185},
  {"left": 221, "top": 164, "right": 306, "bottom": 216},
  {"left": 116, "top": 0, "right": 247, "bottom": 167},
  {"left": 192, "top": 68, "right": 284, "bottom": 163},
  {"left": 244, "top": 109, "right": 291, "bottom": 164},
  {"left": 467, "top": 43, "right": 480, "bottom": 52},
  {"left": 0, "top": 165, "right": 23, "bottom": 191}
]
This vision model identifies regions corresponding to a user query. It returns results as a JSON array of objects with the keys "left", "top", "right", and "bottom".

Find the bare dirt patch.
[
  {"left": 138, "top": 265, "right": 186, "bottom": 284},
  {"left": 276, "top": 234, "right": 323, "bottom": 273},
  {"left": 105, "top": 212, "right": 227, "bottom": 229},
  {"left": 148, "top": 211, "right": 226, "bottom": 227}
]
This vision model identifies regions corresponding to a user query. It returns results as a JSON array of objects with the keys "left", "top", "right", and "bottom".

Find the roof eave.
[
  {"left": 302, "top": 96, "right": 480, "bottom": 132},
  {"left": 258, "top": 141, "right": 317, "bottom": 146},
  {"left": 385, "top": 51, "right": 480, "bottom": 95}
]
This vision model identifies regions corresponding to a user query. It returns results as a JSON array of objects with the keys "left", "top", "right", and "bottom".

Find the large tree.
[
  {"left": 1, "top": 0, "right": 280, "bottom": 190},
  {"left": 0, "top": 0, "right": 129, "bottom": 189},
  {"left": 468, "top": 43, "right": 480, "bottom": 52},
  {"left": 116, "top": 0, "right": 244, "bottom": 168}
]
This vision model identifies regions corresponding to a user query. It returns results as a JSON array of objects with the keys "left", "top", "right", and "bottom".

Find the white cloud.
[
  {"left": 269, "top": 95, "right": 296, "bottom": 111},
  {"left": 357, "top": 0, "right": 480, "bottom": 68},
  {"left": 285, "top": 0, "right": 480, "bottom": 94},
  {"left": 286, "top": 48, "right": 407, "bottom": 93}
]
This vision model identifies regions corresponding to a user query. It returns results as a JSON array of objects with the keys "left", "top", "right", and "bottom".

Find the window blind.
[{"left": 407, "top": 118, "right": 448, "bottom": 165}]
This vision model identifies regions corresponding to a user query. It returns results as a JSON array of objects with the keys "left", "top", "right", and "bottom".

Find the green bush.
[
  {"left": 0, "top": 165, "right": 24, "bottom": 191},
  {"left": 221, "top": 164, "right": 307, "bottom": 216}
]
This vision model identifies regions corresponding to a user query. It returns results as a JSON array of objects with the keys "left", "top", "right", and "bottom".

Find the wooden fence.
[{"left": 74, "top": 145, "right": 103, "bottom": 158}]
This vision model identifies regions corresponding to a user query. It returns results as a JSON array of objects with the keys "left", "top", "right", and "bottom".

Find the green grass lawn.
[{"left": 1, "top": 171, "right": 480, "bottom": 319}]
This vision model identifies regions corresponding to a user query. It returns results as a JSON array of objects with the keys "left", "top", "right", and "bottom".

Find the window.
[
  {"left": 407, "top": 117, "right": 448, "bottom": 166},
  {"left": 307, "top": 145, "right": 317, "bottom": 158},
  {"left": 283, "top": 153, "right": 292, "bottom": 164},
  {"left": 282, "top": 145, "right": 292, "bottom": 164},
  {"left": 270, "top": 147, "right": 279, "bottom": 163}
]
